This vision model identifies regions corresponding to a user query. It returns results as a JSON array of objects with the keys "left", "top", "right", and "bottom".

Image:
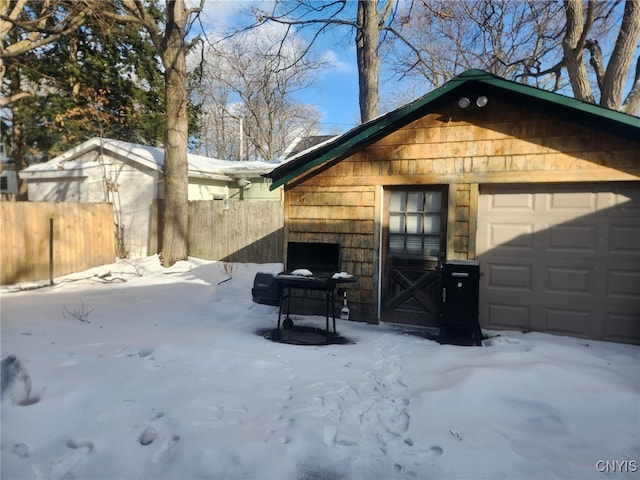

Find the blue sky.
[
  {"left": 196, "top": 0, "right": 372, "bottom": 134},
  {"left": 297, "top": 46, "right": 363, "bottom": 133},
  {"left": 194, "top": 0, "right": 639, "bottom": 135}
]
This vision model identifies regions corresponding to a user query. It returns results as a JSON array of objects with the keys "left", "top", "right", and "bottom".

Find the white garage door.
[{"left": 477, "top": 183, "right": 640, "bottom": 344}]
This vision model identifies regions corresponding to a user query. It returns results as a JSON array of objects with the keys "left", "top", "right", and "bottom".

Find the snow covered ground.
[{"left": 1, "top": 256, "right": 639, "bottom": 480}]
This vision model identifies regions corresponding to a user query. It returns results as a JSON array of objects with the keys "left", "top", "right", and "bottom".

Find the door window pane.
[
  {"left": 425, "top": 237, "right": 441, "bottom": 257},
  {"left": 406, "top": 235, "right": 422, "bottom": 256},
  {"left": 389, "top": 214, "right": 404, "bottom": 234},
  {"left": 389, "top": 235, "right": 404, "bottom": 255},
  {"left": 424, "top": 214, "right": 440, "bottom": 234},
  {"left": 424, "top": 192, "right": 441, "bottom": 212},
  {"left": 406, "top": 214, "right": 422, "bottom": 234},
  {"left": 387, "top": 188, "right": 445, "bottom": 259},
  {"left": 407, "top": 192, "right": 423, "bottom": 212},
  {"left": 390, "top": 191, "right": 405, "bottom": 212}
]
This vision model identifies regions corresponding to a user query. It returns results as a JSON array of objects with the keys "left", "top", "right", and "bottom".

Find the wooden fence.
[
  {"left": 0, "top": 202, "right": 116, "bottom": 285},
  {"left": 156, "top": 200, "right": 284, "bottom": 264},
  {"left": 1, "top": 199, "right": 284, "bottom": 286}
]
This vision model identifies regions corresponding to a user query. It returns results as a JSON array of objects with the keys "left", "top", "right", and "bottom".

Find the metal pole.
[
  {"left": 239, "top": 117, "right": 243, "bottom": 161},
  {"left": 49, "top": 217, "right": 54, "bottom": 285}
]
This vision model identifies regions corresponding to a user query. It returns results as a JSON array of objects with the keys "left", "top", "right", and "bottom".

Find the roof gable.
[{"left": 266, "top": 69, "right": 640, "bottom": 190}]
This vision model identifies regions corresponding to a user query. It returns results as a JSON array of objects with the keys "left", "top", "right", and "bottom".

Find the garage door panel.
[
  {"left": 486, "top": 223, "right": 535, "bottom": 252},
  {"left": 484, "top": 187, "right": 535, "bottom": 210},
  {"left": 546, "top": 224, "right": 596, "bottom": 253},
  {"left": 544, "top": 307, "right": 591, "bottom": 337},
  {"left": 484, "top": 302, "right": 531, "bottom": 330},
  {"left": 606, "top": 269, "right": 640, "bottom": 299},
  {"left": 485, "top": 263, "right": 532, "bottom": 292},
  {"left": 608, "top": 185, "right": 640, "bottom": 213},
  {"left": 547, "top": 188, "right": 597, "bottom": 212},
  {"left": 545, "top": 266, "right": 594, "bottom": 296},
  {"left": 603, "top": 312, "right": 640, "bottom": 344},
  {"left": 608, "top": 224, "right": 640, "bottom": 255},
  {"left": 478, "top": 182, "right": 640, "bottom": 344}
]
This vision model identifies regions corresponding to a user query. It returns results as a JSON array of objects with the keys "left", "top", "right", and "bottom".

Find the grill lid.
[{"left": 286, "top": 242, "right": 340, "bottom": 274}]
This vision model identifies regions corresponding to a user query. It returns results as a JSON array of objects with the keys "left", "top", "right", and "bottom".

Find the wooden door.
[{"left": 381, "top": 188, "right": 447, "bottom": 326}]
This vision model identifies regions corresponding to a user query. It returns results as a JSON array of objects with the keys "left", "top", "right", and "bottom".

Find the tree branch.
[
  {"left": 576, "top": 0, "right": 596, "bottom": 53},
  {"left": 621, "top": 47, "right": 640, "bottom": 115},
  {"left": 519, "top": 58, "right": 566, "bottom": 89},
  {"left": 0, "top": 90, "right": 32, "bottom": 108},
  {"left": 585, "top": 39, "right": 605, "bottom": 90}
]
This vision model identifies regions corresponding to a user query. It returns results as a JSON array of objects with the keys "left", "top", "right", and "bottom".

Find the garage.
[
  {"left": 265, "top": 69, "right": 640, "bottom": 344},
  {"left": 477, "top": 182, "right": 640, "bottom": 344}
]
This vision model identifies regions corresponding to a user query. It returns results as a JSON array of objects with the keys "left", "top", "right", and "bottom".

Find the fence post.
[{"left": 49, "top": 217, "right": 54, "bottom": 285}]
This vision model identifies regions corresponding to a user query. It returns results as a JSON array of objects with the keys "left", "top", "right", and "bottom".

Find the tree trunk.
[
  {"left": 600, "top": 0, "right": 640, "bottom": 112},
  {"left": 562, "top": 0, "right": 595, "bottom": 104},
  {"left": 356, "top": 0, "right": 380, "bottom": 123},
  {"left": 160, "top": 0, "right": 189, "bottom": 267},
  {"left": 8, "top": 67, "right": 28, "bottom": 200}
]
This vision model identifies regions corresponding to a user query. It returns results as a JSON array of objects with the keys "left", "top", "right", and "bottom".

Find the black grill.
[
  {"left": 285, "top": 241, "right": 340, "bottom": 274},
  {"left": 273, "top": 242, "right": 357, "bottom": 341}
]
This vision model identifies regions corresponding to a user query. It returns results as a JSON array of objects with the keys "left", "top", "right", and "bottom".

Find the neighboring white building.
[
  {"left": 0, "top": 168, "right": 18, "bottom": 196},
  {"left": 20, "top": 137, "right": 281, "bottom": 256},
  {"left": 0, "top": 141, "right": 18, "bottom": 196}
]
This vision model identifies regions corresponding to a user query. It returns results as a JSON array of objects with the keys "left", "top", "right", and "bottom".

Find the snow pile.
[{"left": 1, "top": 256, "right": 638, "bottom": 479}]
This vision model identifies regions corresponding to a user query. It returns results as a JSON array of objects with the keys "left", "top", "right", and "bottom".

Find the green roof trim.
[{"left": 266, "top": 69, "right": 640, "bottom": 190}]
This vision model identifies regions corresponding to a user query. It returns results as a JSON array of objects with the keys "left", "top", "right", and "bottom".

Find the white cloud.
[
  {"left": 319, "top": 49, "right": 352, "bottom": 71},
  {"left": 187, "top": 0, "right": 275, "bottom": 33}
]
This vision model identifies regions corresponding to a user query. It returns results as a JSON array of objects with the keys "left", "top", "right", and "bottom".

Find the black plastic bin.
[
  {"left": 439, "top": 260, "right": 482, "bottom": 346},
  {"left": 252, "top": 272, "right": 281, "bottom": 306}
]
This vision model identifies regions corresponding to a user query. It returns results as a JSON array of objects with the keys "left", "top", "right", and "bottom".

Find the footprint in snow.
[
  {"left": 43, "top": 440, "right": 93, "bottom": 480},
  {"left": 428, "top": 446, "right": 443, "bottom": 456},
  {"left": 11, "top": 443, "right": 29, "bottom": 459},
  {"left": 139, "top": 411, "right": 166, "bottom": 445},
  {"left": 152, "top": 435, "right": 181, "bottom": 463},
  {"left": 1, "top": 355, "right": 35, "bottom": 406},
  {"left": 139, "top": 426, "right": 159, "bottom": 446}
]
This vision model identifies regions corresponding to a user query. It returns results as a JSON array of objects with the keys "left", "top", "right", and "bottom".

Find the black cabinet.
[{"left": 439, "top": 260, "right": 482, "bottom": 346}]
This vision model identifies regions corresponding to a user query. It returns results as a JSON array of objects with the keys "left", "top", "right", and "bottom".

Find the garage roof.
[{"left": 265, "top": 69, "right": 640, "bottom": 190}]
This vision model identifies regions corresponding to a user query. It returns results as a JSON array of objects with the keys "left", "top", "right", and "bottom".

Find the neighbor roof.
[
  {"left": 21, "top": 138, "right": 278, "bottom": 181},
  {"left": 265, "top": 69, "right": 640, "bottom": 190},
  {"left": 280, "top": 135, "right": 338, "bottom": 160}
]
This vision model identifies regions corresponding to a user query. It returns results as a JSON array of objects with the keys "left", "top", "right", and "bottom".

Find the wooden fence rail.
[{"left": 0, "top": 202, "right": 116, "bottom": 285}]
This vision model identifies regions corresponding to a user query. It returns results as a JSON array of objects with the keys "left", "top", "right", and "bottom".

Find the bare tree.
[
  {"left": 388, "top": 0, "right": 639, "bottom": 115},
  {"left": 562, "top": 0, "right": 640, "bottom": 114},
  {"left": 255, "top": 0, "right": 398, "bottom": 123},
  {"left": 193, "top": 23, "right": 322, "bottom": 161},
  {"left": 100, "top": 0, "right": 204, "bottom": 266},
  {"left": 386, "top": 1, "right": 565, "bottom": 88}
]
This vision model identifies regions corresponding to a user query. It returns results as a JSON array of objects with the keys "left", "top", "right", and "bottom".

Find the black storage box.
[
  {"left": 252, "top": 272, "right": 281, "bottom": 306},
  {"left": 439, "top": 260, "right": 482, "bottom": 346}
]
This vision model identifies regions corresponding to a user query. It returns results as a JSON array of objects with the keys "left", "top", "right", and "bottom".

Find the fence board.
[{"left": 0, "top": 202, "right": 116, "bottom": 285}]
